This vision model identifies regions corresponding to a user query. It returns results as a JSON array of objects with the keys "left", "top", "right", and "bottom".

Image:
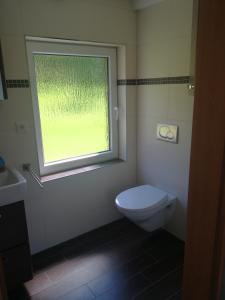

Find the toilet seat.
[{"left": 115, "top": 185, "right": 168, "bottom": 213}]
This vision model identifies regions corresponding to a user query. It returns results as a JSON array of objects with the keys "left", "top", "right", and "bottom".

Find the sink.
[{"left": 0, "top": 169, "right": 27, "bottom": 206}]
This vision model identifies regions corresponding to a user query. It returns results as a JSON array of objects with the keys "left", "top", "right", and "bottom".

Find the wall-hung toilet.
[{"left": 115, "top": 185, "right": 176, "bottom": 232}]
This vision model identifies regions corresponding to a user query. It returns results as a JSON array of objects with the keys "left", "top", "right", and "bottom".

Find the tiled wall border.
[
  {"left": 137, "top": 76, "right": 190, "bottom": 85},
  {"left": 6, "top": 80, "right": 29, "bottom": 88},
  {"left": 6, "top": 76, "right": 190, "bottom": 88},
  {"left": 117, "top": 79, "right": 137, "bottom": 86},
  {"left": 118, "top": 76, "right": 190, "bottom": 86}
]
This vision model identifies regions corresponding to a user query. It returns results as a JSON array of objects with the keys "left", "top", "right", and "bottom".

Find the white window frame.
[{"left": 26, "top": 38, "right": 118, "bottom": 176}]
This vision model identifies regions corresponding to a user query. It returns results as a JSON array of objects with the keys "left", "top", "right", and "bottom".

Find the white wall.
[
  {"left": 0, "top": 0, "right": 137, "bottom": 254},
  {"left": 0, "top": 0, "right": 195, "bottom": 251},
  {"left": 137, "top": 0, "right": 194, "bottom": 240}
]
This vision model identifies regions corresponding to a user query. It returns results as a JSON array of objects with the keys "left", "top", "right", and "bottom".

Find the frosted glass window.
[
  {"left": 34, "top": 54, "right": 110, "bottom": 163},
  {"left": 26, "top": 39, "right": 118, "bottom": 175}
]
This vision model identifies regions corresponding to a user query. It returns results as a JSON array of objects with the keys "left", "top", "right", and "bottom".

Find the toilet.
[{"left": 115, "top": 185, "right": 176, "bottom": 232}]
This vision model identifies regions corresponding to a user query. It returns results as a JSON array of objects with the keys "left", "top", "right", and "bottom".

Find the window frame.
[{"left": 26, "top": 38, "right": 118, "bottom": 176}]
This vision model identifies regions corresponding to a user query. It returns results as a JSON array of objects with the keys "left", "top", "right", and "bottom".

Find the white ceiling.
[{"left": 131, "top": 0, "right": 165, "bottom": 10}]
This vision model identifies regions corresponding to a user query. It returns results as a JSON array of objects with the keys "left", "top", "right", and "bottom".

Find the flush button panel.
[{"left": 157, "top": 124, "right": 178, "bottom": 143}]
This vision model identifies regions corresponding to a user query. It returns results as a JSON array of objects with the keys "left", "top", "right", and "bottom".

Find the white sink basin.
[{"left": 0, "top": 169, "right": 27, "bottom": 206}]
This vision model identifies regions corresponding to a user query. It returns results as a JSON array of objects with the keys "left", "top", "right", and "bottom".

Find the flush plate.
[{"left": 157, "top": 124, "right": 178, "bottom": 143}]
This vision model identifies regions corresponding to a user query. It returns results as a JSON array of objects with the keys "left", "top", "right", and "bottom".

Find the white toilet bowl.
[{"left": 115, "top": 185, "right": 176, "bottom": 232}]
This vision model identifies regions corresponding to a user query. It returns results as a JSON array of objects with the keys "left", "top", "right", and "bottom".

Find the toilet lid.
[{"left": 116, "top": 185, "right": 168, "bottom": 212}]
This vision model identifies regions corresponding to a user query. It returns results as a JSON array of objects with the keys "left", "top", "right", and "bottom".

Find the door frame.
[{"left": 182, "top": 0, "right": 225, "bottom": 299}]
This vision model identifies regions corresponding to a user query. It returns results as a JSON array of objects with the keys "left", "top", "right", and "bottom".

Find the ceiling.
[{"left": 131, "top": 0, "right": 165, "bottom": 10}]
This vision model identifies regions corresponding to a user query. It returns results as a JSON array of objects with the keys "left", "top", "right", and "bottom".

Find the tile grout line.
[
  {"left": 60, "top": 230, "right": 140, "bottom": 263},
  {"left": 33, "top": 224, "right": 132, "bottom": 267},
  {"left": 29, "top": 225, "right": 184, "bottom": 300},
  {"left": 31, "top": 232, "right": 146, "bottom": 297},
  {"left": 142, "top": 264, "right": 183, "bottom": 283},
  {"left": 80, "top": 237, "right": 162, "bottom": 297},
  {"left": 88, "top": 256, "right": 182, "bottom": 298},
  {"left": 165, "top": 289, "right": 182, "bottom": 300},
  {"left": 32, "top": 234, "right": 178, "bottom": 298},
  {"left": 86, "top": 284, "right": 97, "bottom": 299},
  {"left": 132, "top": 266, "right": 183, "bottom": 300},
  {"left": 30, "top": 268, "right": 93, "bottom": 299}
]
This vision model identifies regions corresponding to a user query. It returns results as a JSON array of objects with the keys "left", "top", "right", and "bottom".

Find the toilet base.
[
  {"left": 133, "top": 210, "right": 165, "bottom": 231},
  {"left": 124, "top": 201, "right": 176, "bottom": 232}
]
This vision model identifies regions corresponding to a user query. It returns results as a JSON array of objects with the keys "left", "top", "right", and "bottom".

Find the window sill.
[{"left": 41, "top": 159, "right": 124, "bottom": 183}]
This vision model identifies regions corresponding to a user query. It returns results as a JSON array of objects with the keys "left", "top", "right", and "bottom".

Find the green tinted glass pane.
[{"left": 33, "top": 54, "right": 110, "bottom": 163}]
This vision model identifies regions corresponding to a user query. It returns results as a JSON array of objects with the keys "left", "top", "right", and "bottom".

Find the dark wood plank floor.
[{"left": 8, "top": 219, "right": 184, "bottom": 300}]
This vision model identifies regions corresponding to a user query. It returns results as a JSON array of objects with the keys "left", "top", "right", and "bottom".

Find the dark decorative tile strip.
[
  {"left": 117, "top": 79, "right": 137, "bottom": 86},
  {"left": 137, "top": 76, "right": 190, "bottom": 85},
  {"left": 6, "top": 76, "right": 190, "bottom": 88},
  {"left": 118, "top": 76, "right": 190, "bottom": 86},
  {"left": 6, "top": 79, "right": 29, "bottom": 88}
]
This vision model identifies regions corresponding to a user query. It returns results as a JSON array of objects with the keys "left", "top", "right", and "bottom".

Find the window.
[{"left": 26, "top": 38, "right": 118, "bottom": 175}]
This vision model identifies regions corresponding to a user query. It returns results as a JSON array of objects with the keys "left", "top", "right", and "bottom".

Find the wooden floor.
[{"left": 9, "top": 219, "right": 184, "bottom": 300}]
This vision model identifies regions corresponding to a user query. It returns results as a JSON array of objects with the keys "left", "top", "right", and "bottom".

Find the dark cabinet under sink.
[{"left": 0, "top": 201, "right": 33, "bottom": 289}]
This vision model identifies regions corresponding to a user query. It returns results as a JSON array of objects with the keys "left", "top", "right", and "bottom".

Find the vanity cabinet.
[{"left": 0, "top": 201, "right": 33, "bottom": 289}]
